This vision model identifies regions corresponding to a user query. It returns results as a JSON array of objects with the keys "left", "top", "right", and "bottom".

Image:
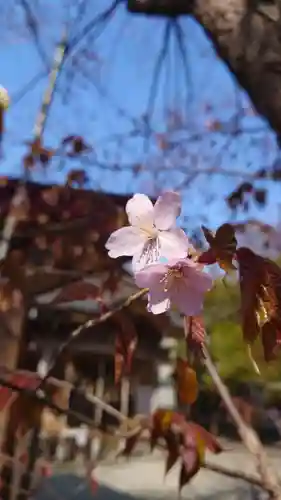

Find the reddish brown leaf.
[
  {"left": 184, "top": 422, "right": 223, "bottom": 454},
  {"left": 261, "top": 322, "right": 281, "bottom": 362},
  {"left": 164, "top": 431, "right": 179, "bottom": 475},
  {"left": 62, "top": 135, "right": 91, "bottom": 157},
  {"left": 236, "top": 247, "right": 262, "bottom": 344},
  {"left": 149, "top": 409, "right": 175, "bottom": 450},
  {"left": 67, "top": 169, "right": 89, "bottom": 188},
  {"left": 179, "top": 444, "right": 200, "bottom": 491},
  {"left": 114, "top": 313, "right": 138, "bottom": 383},
  {"left": 114, "top": 331, "right": 137, "bottom": 383},
  {"left": 237, "top": 247, "right": 281, "bottom": 360},
  {"left": 197, "top": 248, "right": 217, "bottom": 266},
  {"left": 198, "top": 223, "right": 237, "bottom": 272},
  {"left": 184, "top": 315, "right": 205, "bottom": 363},
  {"left": 173, "top": 358, "right": 198, "bottom": 405}
]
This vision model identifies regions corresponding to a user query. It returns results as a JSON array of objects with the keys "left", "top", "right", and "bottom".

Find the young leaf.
[
  {"left": 173, "top": 358, "right": 198, "bottom": 405},
  {"left": 150, "top": 409, "right": 176, "bottom": 450},
  {"left": 198, "top": 223, "right": 237, "bottom": 272},
  {"left": 184, "top": 315, "right": 205, "bottom": 363},
  {"left": 184, "top": 422, "right": 223, "bottom": 454},
  {"left": 179, "top": 442, "right": 200, "bottom": 491}
]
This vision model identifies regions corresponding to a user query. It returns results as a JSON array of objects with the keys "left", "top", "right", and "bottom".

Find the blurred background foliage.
[{"left": 178, "top": 256, "right": 281, "bottom": 391}]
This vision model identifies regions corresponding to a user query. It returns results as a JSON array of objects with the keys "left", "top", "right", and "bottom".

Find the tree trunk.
[{"left": 191, "top": 0, "right": 281, "bottom": 137}]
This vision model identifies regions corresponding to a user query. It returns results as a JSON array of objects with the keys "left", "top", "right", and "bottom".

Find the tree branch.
[
  {"left": 0, "top": 367, "right": 276, "bottom": 491},
  {"left": 191, "top": 0, "right": 281, "bottom": 139},
  {"left": 202, "top": 461, "right": 264, "bottom": 489},
  {"left": 202, "top": 345, "right": 281, "bottom": 499}
]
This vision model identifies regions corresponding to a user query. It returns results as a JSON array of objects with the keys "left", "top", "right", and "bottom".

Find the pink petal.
[
  {"left": 193, "top": 269, "right": 213, "bottom": 292},
  {"left": 105, "top": 226, "right": 146, "bottom": 258},
  {"left": 171, "top": 280, "right": 205, "bottom": 316},
  {"left": 148, "top": 294, "right": 171, "bottom": 314},
  {"left": 135, "top": 263, "right": 171, "bottom": 314},
  {"left": 135, "top": 263, "right": 168, "bottom": 288},
  {"left": 126, "top": 194, "right": 154, "bottom": 228},
  {"left": 182, "top": 262, "right": 213, "bottom": 292},
  {"left": 153, "top": 191, "right": 181, "bottom": 230},
  {"left": 158, "top": 229, "right": 189, "bottom": 259}
]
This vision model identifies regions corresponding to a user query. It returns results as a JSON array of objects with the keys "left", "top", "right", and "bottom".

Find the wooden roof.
[{"left": 0, "top": 178, "right": 182, "bottom": 360}]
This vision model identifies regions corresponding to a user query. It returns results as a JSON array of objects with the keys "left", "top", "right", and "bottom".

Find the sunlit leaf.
[
  {"left": 179, "top": 444, "right": 200, "bottom": 491},
  {"left": 184, "top": 422, "right": 223, "bottom": 454},
  {"left": 237, "top": 247, "right": 281, "bottom": 362},
  {"left": 173, "top": 358, "right": 198, "bottom": 405}
]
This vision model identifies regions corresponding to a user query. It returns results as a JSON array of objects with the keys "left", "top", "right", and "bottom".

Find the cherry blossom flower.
[
  {"left": 135, "top": 258, "right": 213, "bottom": 315},
  {"left": 105, "top": 192, "right": 189, "bottom": 271}
]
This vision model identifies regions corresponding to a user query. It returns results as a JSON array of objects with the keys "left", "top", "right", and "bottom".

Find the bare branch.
[{"left": 202, "top": 461, "right": 266, "bottom": 490}]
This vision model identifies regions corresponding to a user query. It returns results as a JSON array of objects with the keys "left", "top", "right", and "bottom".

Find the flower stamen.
[{"left": 160, "top": 266, "right": 184, "bottom": 292}]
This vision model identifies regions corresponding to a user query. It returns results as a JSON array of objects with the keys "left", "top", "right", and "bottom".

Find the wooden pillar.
[{"left": 120, "top": 376, "right": 130, "bottom": 417}]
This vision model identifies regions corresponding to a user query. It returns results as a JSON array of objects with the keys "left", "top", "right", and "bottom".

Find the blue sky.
[{"left": 0, "top": 0, "right": 280, "bottom": 232}]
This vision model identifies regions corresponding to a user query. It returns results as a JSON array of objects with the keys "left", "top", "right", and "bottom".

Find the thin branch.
[
  {"left": 202, "top": 461, "right": 264, "bottom": 489},
  {"left": 144, "top": 20, "right": 172, "bottom": 152},
  {"left": 202, "top": 345, "right": 281, "bottom": 499},
  {"left": 10, "top": 71, "right": 46, "bottom": 108},
  {"left": 68, "top": 0, "right": 122, "bottom": 53},
  {"left": 17, "top": 0, "right": 49, "bottom": 70},
  {"left": 32, "top": 30, "right": 68, "bottom": 140}
]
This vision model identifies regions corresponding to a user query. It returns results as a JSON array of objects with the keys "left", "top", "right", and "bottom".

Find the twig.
[
  {"left": 202, "top": 461, "right": 264, "bottom": 489},
  {"left": 202, "top": 345, "right": 281, "bottom": 499}
]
